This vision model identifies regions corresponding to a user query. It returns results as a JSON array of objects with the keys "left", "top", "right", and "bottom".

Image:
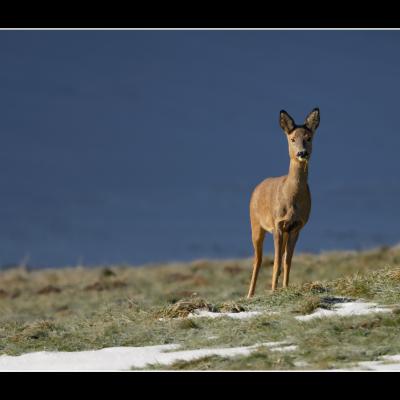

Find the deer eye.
[
  {"left": 290, "top": 138, "right": 295, "bottom": 143},
  {"left": 306, "top": 137, "right": 311, "bottom": 142}
]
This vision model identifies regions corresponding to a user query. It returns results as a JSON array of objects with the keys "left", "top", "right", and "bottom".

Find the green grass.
[{"left": 1, "top": 245, "right": 400, "bottom": 369}]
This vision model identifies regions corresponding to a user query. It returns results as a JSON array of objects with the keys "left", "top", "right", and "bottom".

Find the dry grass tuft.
[
  {"left": 330, "top": 273, "right": 373, "bottom": 298},
  {"left": 386, "top": 268, "right": 400, "bottom": 282},
  {"left": 294, "top": 295, "right": 321, "bottom": 315},
  {"left": 166, "top": 291, "right": 199, "bottom": 303},
  {"left": 216, "top": 301, "right": 246, "bottom": 313},
  {"left": 12, "top": 320, "right": 56, "bottom": 341},
  {"left": 157, "top": 297, "right": 212, "bottom": 318},
  {"left": 302, "top": 281, "right": 328, "bottom": 293},
  {"left": 349, "top": 317, "right": 383, "bottom": 330}
]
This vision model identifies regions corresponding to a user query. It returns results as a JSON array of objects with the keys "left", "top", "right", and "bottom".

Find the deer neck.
[{"left": 284, "top": 159, "right": 309, "bottom": 199}]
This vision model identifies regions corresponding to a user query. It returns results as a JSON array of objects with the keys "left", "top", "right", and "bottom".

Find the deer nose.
[{"left": 297, "top": 151, "right": 308, "bottom": 158}]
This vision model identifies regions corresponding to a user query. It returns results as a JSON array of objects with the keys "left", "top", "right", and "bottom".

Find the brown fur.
[{"left": 247, "top": 108, "right": 320, "bottom": 297}]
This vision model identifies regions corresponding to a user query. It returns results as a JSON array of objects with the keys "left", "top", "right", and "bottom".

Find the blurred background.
[{"left": 0, "top": 30, "right": 400, "bottom": 268}]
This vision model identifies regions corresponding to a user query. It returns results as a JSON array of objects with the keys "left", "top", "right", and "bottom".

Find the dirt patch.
[
  {"left": 223, "top": 265, "right": 246, "bottom": 275},
  {"left": 163, "top": 273, "right": 192, "bottom": 283},
  {"left": 190, "top": 261, "right": 213, "bottom": 273},
  {"left": 350, "top": 317, "right": 383, "bottom": 330},
  {"left": 55, "top": 305, "right": 69, "bottom": 312},
  {"left": 84, "top": 280, "right": 127, "bottom": 291},
  {"left": 100, "top": 268, "right": 116, "bottom": 278},
  {"left": 10, "top": 290, "right": 21, "bottom": 299},
  {"left": 191, "top": 276, "right": 209, "bottom": 286},
  {"left": 261, "top": 257, "right": 274, "bottom": 267},
  {"left": 37, "top": 285, "right": 62, "bottom": 295}
]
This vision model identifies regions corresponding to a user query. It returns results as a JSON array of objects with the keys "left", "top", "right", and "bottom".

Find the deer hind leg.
[
  {"left": 271, "top": 228, "right": 287, "bottom": 291},
  {"left": 283, "top": 231, "right": 299, "bottom": 288},
  {"left": 247, "top": 221, "right": 265, "bottom": 299}
]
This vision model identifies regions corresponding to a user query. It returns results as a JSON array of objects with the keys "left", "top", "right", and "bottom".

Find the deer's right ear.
[{"left": 279, "top": 110, "right": 296, "bottom": 134}]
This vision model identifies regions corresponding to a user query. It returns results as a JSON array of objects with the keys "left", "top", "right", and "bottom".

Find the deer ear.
[
  {"left": 304, "top": 108, "right": 320, "bottom": 132},
  {"left": 279, "top": 110, "right": 296, "bottom": 134}
]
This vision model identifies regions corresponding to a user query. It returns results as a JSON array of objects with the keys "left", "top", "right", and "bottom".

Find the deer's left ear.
[{"left": 304, "top": 108, "right": 320, "bottom": 132}]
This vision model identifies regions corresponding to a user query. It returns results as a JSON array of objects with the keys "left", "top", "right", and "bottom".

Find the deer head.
[{"left": 279, "top": 108, "right": 320, "bottom": 163}]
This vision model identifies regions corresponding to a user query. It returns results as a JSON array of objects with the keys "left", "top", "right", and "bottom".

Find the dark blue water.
[{"left": 1, "top": 30, "right": 400, "bottom": 268}]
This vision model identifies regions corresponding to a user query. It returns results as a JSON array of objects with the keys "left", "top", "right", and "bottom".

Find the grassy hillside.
[{"left": 1, "top": 245, "right": 400, "bottom": 370}]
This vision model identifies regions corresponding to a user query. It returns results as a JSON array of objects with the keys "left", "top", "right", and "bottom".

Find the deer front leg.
[
  {"left": 283, "top": 230, "right": 299, "bottom": 288},
  {"left": 271, "top": 229, "right": 284, "bottom": 291},
  {"left": 247, "top": 223, "right": 265, "bottom": 298}
]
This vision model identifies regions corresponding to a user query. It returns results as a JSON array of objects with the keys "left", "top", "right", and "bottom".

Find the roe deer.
[{"left": 247, "top": 108, "right": 320, "bottom": 298}]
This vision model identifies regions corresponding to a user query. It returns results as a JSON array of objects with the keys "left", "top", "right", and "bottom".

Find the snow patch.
[
  {"left": 293, "top": 360, "right": 309, "bottom": 368},
  {"left": 271, "top": 345, "right": 298, "bottom": 352},
  {"left": 0, "top": 341, "right": 296, "bottom": 371},
  {"left": 295, "top": 300, "right": 391, "bottom": 321},
  {"left": 334, "top": 355, "right": 400, "bottom": 371},
  {"left": 188, "top": 309, "right": 263, "bottom": 320}
]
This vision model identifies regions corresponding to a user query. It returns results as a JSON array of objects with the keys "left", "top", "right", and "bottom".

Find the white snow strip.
[
  {"left": 333, "top": 355, "right": 400, "bottom": 371},
  {"left": 0, "top": 341, "right": 296, "bottom": 371},
  {"left": 271, "top": 345, "right": 298, "bottom": 352},
  {"left": 157, "top": 309, "right": 268, "bottom": 321},
  {"left": 188, "top": 309, "right": 263, "bottom": 319},
  {"left": 262, "top": 341, "right": 292, "bottom": 348},
  {"left": 294, "top": 360, "right": 309, "bottom": 368},
  {"left": 295, "top": 301, "right": 392, "bottom": 321}
]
